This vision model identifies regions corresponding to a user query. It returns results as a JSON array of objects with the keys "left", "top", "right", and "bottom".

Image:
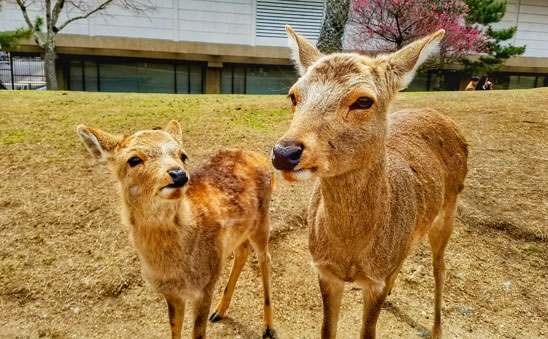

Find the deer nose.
[
  {"left": 168, "top": 169, "right": 189, "bottom": 188},
  {"left": 271, "top": 143, "right": 303, "bottom": 171}
]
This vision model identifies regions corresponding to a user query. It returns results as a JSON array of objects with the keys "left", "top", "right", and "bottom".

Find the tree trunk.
[
  {"left": 317, "top": 0, "right": 350, "bottom": 53},
  {"left": 44, "top": 40, "right": 57, "bottom": 90}
]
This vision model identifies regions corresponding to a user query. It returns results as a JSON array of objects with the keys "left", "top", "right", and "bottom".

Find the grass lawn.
[{"left": 1, "top": 89, "right": 547, "bottom": 338}]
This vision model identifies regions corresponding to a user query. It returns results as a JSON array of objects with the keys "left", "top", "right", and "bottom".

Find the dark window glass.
[
  {"left": 100, "top": 63, "right": 140, "bottom": 92},
  {"left": 189, "top": 65, "right": 202, "bottom": 94},
  {"left": 233, "top": 66, "right": 245, "bottom": 94},
  {"left": 536, "top": 76, "right": 545, "bottom": 88},
  {"left": 84, "top": 61, "right": 98, "bottom": 92},
  {"left": 245, "top": 67, "right": 297, "bottom": 94},
  {"left": 221, "top": 67, "right": 233, "bottom": 94},
  {"left": 509, "top": 75, "right": 536, "bottom": 89},
  {"left": 176, "top": 65, "right": 189, "bottom": 94},
  {"left": 139, "top": 63, "right": 175, "bottom": 93},
  {"left": 70, "top": 61, "right": 83, "bottom": 91},
  {"left": 406, "top": 72, "right": 429, "bottom": 92}
]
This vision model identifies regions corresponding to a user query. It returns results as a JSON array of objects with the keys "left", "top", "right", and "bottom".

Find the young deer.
[
  {"left": 77, "top": 121, "right": 276, "bottom": 339},
  {"left": 271, "top": 27, "right": 468, "bottom": 338}
]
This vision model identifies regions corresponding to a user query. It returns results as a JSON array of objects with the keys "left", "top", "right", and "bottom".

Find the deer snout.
[
  {"left": 168, "top": 169, "right": 189, "bottom": 188},
  {"left": 271, "top": 142, "right": 303, "bottom": 171}
]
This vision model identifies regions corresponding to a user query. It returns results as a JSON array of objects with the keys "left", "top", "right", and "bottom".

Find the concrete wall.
[
  {"left": 492, "top": 0, "right": 548, "bottom": 58},
  {"left": 0, "top": 0, "right": 323, "bottom": 47}
]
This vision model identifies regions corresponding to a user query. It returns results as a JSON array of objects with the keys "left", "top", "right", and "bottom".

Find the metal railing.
[{"left": 0, "top": 53, "right": 46, "bottom": 90}]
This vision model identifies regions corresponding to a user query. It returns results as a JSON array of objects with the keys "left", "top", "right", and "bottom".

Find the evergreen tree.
[
  {"left": 317, "top": 0, "right": 350, "bottom": 53},
  {"left": 462, "top": 0, "right": 526, "bottom": 75}
]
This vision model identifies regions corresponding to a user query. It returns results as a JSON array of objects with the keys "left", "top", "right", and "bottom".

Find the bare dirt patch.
[{"left": 1, "top": 89, "right": 546, "bottom": 338}]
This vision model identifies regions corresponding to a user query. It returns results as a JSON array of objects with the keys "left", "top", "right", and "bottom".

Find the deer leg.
[
  {"left": 428, "top": 201, "right": 457, "bottom": 339},
  {"left": 250, "top": 230, "right": 275, "bottom": 338},
  {"left": 318, "top": 274, "right": 344, "bottom": 339},
  {"left": 191, "top": 283, "right": 216, "bottom": 339},
  {"left": 166, "top": 295, "right": 186, "bottom": 339},
  {"left": 209, "top": 240, "right": 250, "bottom": 323},
  {"left": 386, "top": 261, "right": 405, "bottom": 296},
  {"left": 360, "top": 284, "right": 388, "bottom": 339}
]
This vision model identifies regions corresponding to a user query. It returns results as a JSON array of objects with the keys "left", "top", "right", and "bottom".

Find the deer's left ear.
[
  {"left": 165, "top": 120, "right": 183, "bottom": 145},
  {"left": 286, "top": 25, "right": 323, "bottom": 75},
  {"left": 389, "top": 29, "right": 445, "bottom": 90}
]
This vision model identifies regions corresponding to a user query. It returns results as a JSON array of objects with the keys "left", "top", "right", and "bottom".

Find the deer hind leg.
[
  {"left": 209, "top": 240, "right": 250, "bottom": 323},
  {"left": 318, "top": 274, "right": 344, "bottom": 339},
  {"left": 428, "top": 199, "right": 457, "bottom": 339},
  {"left": 249, "top": 216, "right": 276, "bottom": 338},
  {"left": 386, "top": 260, "right": 406, "bottom": 296},
  {"left": 166, "top": 295, "right": 186, "bottom": 339}
]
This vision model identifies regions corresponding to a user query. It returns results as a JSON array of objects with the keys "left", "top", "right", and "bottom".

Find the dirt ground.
[{"left": 1, "top": 89, "right": 547, "bottom": 338}]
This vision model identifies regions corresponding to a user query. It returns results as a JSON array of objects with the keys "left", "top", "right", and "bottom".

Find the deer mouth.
[
  {"left": 166, "top": 182, "right": 186, "bottom": 188},
  {"left": 281, "top": 167, "right": 317, "bottom": 182},
  {"left": 159, "top": 183, "right": 188, "bottom": 199}
]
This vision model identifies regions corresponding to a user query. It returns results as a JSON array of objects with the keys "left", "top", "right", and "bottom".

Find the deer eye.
[
  {"left": 128, "top": 157, "right": 142, "bottom": 167},
  {"left": 288, "top": 93, "right": 297, "bottom": 106},
  {"left": 350, "top": 97, "right": 373, "bottom": 110},
  {"left": 180, "top": 153, "right": 188, "bottom": 163}
]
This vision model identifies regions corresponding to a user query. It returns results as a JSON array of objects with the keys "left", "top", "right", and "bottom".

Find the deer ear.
[
  {"left": 389, "top": 29, "right": 445, "bottom": 90},
  {"left": 77, "top": 125, "right": 121, "bottom": 163},
  {"left": 286, "top": 25, "right": 323, "bottom": 75},
  {"left": 164, "top": 120, "right": 183, "bottom": 145}
]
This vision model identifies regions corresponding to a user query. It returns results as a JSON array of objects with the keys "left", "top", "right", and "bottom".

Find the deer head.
[
  {"left": 271, "top": 26, "right": 444, "bottom": 181},
  {"left": 77, "top": 120, "right": 190, "bottom": 200}
]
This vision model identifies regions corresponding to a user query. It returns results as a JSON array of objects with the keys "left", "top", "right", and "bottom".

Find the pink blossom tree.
[{"left": 348, "top": 0, "right": 487, "bottom": 88}]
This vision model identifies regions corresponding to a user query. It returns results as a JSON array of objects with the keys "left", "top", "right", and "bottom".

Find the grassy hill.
[{"left": 1, "top": 89, "right": 546, "bottom": 338}]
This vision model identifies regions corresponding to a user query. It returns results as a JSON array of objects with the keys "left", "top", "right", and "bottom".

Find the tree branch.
[
  {"left": 51, "top": 0, "right": 65, "bottom": 26},
  {"left": 15, "top": 0, "right": 45, "bottom": 47},
  {"left": 56, "top": 0, "right": 114, "bottom": 32}
]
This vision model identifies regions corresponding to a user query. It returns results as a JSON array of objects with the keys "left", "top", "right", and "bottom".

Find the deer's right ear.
[
  {"left": 286, "top": 25, "right": 323, "bottom": 75},
  {"left": 77, "top": 125, "right": 120, "bottom": 163},
  {"left": 164, "top": 120, "right": 183, "bottom": 145}
]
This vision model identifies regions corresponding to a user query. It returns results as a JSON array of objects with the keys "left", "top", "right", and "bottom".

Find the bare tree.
[{"left": 11, "top": 0, "right": 153, "bottom": 90}]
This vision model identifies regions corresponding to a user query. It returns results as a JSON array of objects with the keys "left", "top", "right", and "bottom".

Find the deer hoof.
[
  {"left": 262, "top": 327, "right": 276, "bottom": 339},
  {"left": 208, "top": 312, "right": 223, "bottom": 323}
]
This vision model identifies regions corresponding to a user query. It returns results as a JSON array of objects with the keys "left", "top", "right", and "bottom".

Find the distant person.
[
  {"left": 465, "top": 76, "right": 479, "bottom": 91},
  {"left": 484, "top": 77, "right": 493, "bottom": 90},
  {"left": 475, "top": 74, "right": 493, "bottom": 90}
]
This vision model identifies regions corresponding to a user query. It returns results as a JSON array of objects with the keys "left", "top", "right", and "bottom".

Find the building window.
[
  {"left": 221, "top": 65, "right": 298, "bottom": 95},
  {"left": 68, "top": 59, "right": 204, "bottom": 94},
  {"left": 509, "top": 75, "right": 536, "bottom": 89}
]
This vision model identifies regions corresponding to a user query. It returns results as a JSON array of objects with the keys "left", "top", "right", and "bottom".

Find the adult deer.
[{"left": 271, "top": 26, "right": 468, "bottom": 339}]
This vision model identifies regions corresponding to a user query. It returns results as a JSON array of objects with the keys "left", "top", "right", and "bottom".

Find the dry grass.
[{"left": 0, "top": 89, "right": 546, "bottom": 338}]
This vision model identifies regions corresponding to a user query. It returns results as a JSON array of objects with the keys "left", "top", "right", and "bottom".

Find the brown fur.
[
  {"left": 275, "top": 27, "right": 468, "bottom": 338},
  {"left": 77, "top": 121, "right": 276, "bottom": 339}
]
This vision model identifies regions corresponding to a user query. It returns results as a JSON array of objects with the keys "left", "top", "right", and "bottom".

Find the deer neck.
[
  {"left": 120, "top": 190, "right": 194, "bottom": 245},
  {"left": 319, "top": 151, "right": 390, "bottom": 234},
  {"left": 120, "top": 190, "right": 196, "bottom": 270}
]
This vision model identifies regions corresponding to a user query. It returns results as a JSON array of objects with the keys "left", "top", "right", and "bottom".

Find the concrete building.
[{"left": 0, "top": 0, "right": 546, "bottom": 93}]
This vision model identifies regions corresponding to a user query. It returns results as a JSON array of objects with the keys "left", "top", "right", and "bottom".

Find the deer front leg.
[
  {"left": 318, "top": 274, "right": 344, "bottom": 339},
  {"left": 166, "top": 295, "right": 185, "bottom": 339},
  {"left": 191, "top": 285, "right": 215, "bottom": 339},
  {"left": 360, "top": 283, "right": 388, "bottom": 339}
]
